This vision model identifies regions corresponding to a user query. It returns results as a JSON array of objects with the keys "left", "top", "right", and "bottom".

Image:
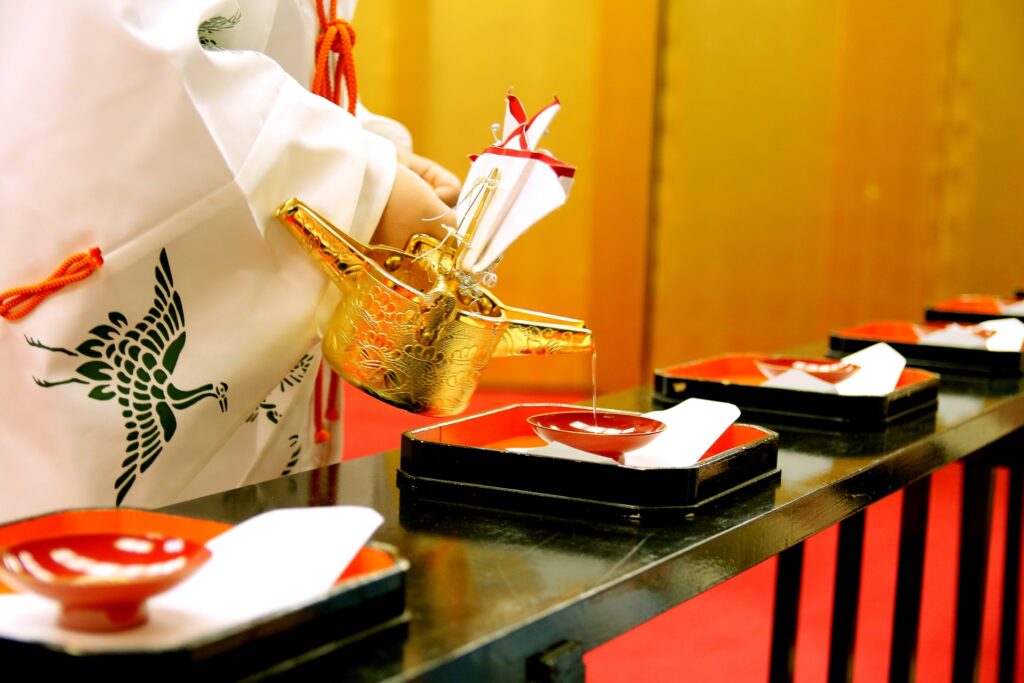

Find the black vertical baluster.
[
  {"left": 952, "top": 462, "right": 995, "bottom": 683},
  {"left": 828, "top": 511, "right": 866, "bottom": 683},
  {"left": 998, "top": 464, "right": 1022, "bottom": 683},
  {"left": 770, "top": 542, "right": 805, "bottom": 683},
  {"left": 889, "top": 476, "right": 932, "bottom": 683}
]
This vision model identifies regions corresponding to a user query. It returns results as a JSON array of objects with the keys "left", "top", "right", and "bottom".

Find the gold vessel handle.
[{"left": 276, "top": 198, "right": 371, "bottom": 288}]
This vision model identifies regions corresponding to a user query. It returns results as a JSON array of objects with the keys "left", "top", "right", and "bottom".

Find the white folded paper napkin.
[
  {"left": 0, "top": 506, "right": 383, "bottom": 652},
  {"left": 761, "top": 343, "right": 906, "bottom": 396},
  {"left": 998, "top": 299, "right": 1024, "bottom": 315},
  {"left": 515, "top": 398, "right": 741, "bottom": 469},
  {"left": 916, "top": 318, "right": 1024, "bottom": 352},
  {"left": 456, "top": 95, "right": 574, "bottom": 273}
]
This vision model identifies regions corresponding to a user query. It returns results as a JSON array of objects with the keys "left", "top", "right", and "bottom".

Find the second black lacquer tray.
[
  {"left": 653, "top": 354, "right": 939, "bottom": 431},
  {"left": 398, "top": 403, "right": 779, "bottom": 522},
  {"left": 828, "top": 320, "right": 1024, "bottom": 377},
  {"left": 925, "top": 294, "right": 1024, "bottom": 324}
]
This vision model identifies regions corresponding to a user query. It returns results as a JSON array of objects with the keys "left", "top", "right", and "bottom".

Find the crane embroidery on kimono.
[
  {"left": 281, "top": 434, "right": 302, "bottom": 477},
  {"left": 26, "top": 249, "right": 228, "bottom": 505},
  {"left": 244, "top": 352, "right": 315, "bottom": 424}
]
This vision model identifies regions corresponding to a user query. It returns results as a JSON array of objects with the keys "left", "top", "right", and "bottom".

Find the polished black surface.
[
  {"left": 828, "top": 511, "right": 866, "bottom": 683},
  {"left": 769, "top": 543, "right": 803, "bottom": 683},
  {"left": 888, "top": 476, "right": 930, "bottom": 683},
  {"left": 1000, "top": 465, "right": 1023, "bottom": 683},
  {"left": 953, "top": 462, "right": 996, "bottom": 683},
  {"left": 163, "top": 374, "right": 1024, "bottom": 682}
]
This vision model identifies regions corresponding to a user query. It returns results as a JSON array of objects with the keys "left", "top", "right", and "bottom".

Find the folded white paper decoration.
[{"left": 455, "top": 95, "right": 576, "bottom": 273}]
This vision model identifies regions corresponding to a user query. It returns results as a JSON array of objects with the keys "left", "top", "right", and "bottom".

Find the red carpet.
[
  {"left": 342, "top": 386, "right": 1024, "bottom": 681},
  {"left": 584, "top": 463, "right": 1023, "bottom": 683}
]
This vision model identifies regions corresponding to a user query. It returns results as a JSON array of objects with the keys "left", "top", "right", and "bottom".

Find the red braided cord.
[
  {"left": 326, "top": 370, "right": 341, "bottom": 421},
  {"left": 313, "top": 0, "right": 357, "bottom": 114},
  {"left": 0, "top": 248, "right": 103, "bottom": 321},
  {"left": 313, "top": 363, "right": 331, "bottom": 444}
]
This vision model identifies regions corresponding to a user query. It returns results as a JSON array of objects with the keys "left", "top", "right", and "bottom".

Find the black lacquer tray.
[
  {"left": 925, "top": 294, "right": 1024, "bottom": 324},
  {"left": 653, "top": 354, "right": 939, "bottom": 431},
  {"left": 398, "top": 403, "right": 780, "bottom": 523},
  {"left": 828, "top": 320, "right": 1024, "bottom": 377},
  {"left": 0, "top": 509, "right": 408, "bottom": 680}
]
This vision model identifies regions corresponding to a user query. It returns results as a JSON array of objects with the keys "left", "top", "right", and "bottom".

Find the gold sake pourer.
[{"left": 275, "top": 184, "right": 593, "bottom": 416}]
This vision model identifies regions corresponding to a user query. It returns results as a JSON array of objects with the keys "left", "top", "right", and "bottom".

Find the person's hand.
[
  {"left": 372, "top": 164, "right": 456, "bottom": 249},
  {"left": 396, "top": 147, "right": 462, "bottom": 207}
]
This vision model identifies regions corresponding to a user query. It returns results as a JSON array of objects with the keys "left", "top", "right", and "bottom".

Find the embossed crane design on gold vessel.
[{"left": 276, "top": 188, "right": 593, "bottom": 416}]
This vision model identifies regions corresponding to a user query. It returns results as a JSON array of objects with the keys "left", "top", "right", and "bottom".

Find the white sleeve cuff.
[
  {"left": 233, "top": 74, "right": 396, "bottom": 245},
  {"left": 350, "top": 129, "right": 397, "bottom": 244},
  {"left": 355, "top": 101, "right": 413, "bottom": 152}
]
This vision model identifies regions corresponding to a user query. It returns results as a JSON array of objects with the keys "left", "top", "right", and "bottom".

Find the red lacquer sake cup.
[
  {"left": 0, "top": 532, "right": 211, "bottom": 632},
  {"left": 527, "top": 410, "right": 667, "bottom": 461},
  {"left": 755, "top": 357, "right": 860, "bottom": 384}
]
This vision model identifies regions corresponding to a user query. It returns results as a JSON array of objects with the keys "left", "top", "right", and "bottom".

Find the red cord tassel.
[
  {"left": 0, "top": 247, "right": 104, "bottom": 321},
  {"left": 313, "top": 364, "right": 330, "bottom": 444}
]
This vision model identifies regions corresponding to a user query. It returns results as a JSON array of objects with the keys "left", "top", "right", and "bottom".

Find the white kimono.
[{"left": 0, "top": 0, "right": 408, "bottom": 522}]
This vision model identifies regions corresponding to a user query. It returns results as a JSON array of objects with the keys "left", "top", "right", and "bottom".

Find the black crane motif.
[{"left": 26, "top": 249, "right": 228, "bottom": 505}]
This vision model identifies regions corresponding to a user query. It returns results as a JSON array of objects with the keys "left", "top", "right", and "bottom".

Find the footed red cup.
[
  {"left": 0, "top": 532, "right": 211, "bottom": 632},
  {"left": 754, "top": 357, "right": 860, "bottom": 384},
  {"left": 527, "top": 410, "right": 667, "bottom": 462}
]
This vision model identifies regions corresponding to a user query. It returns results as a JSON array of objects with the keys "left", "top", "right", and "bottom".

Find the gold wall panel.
[
  {"left": 356, "top": 0, "right": 1024, "bottom": 394},
  {"left": 938, "top": 0, "right": 1024, "bottom": 296},
  {"left": 651, "top": 0, "right": 1024, "bottom": 373},
  {"left": 648, "top": 0, "right": 841, "bottom": 369},
  {"left": 357, "top": 0, "right": 658, "bottom": 393},
  {"left": 818, "top": 0, "right": 955, "bottom": 327}
]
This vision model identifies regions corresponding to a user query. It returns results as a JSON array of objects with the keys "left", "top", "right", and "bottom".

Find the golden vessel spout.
[{"left": 493, "top": 305, "right": 594, "bottom": 358}]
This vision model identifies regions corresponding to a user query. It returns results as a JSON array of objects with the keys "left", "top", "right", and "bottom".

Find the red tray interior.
[
  {"left": 409, "top": 404, "right": 770, "bottom": 463},
  {"left": 0, "top": 509, "right": 394, "bottom": 593},
  {"left": 660, "top": 354, "right": 936, "bottom": 389},
  {"left": 931, "top": 295, "right": 1008, "bottom": 315},
  {"left": 836, "top": 319, "right": 1024, "bottom": 350},
  {"left": 834, "top": 320, "right": 946, "bottom": 344}
]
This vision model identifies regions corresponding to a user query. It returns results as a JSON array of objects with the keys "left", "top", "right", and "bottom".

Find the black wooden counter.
[{"left": 163, "top": 374, "right": 1024, "bottom": 682}]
